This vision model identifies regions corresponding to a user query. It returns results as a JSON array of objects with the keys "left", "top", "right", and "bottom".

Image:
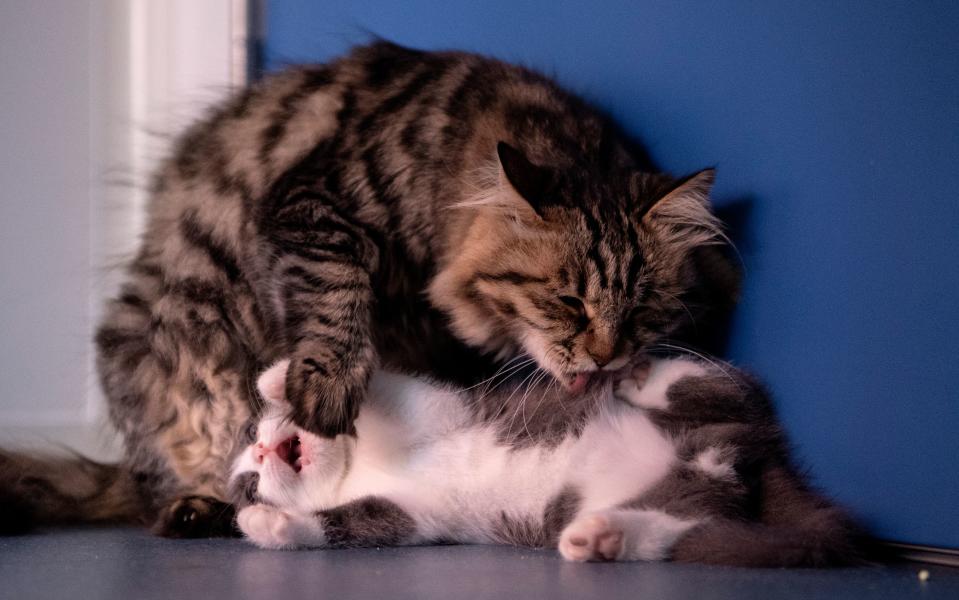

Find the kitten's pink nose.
[{"left": 253, "top": 442, "right": 269, "bottom": 463}]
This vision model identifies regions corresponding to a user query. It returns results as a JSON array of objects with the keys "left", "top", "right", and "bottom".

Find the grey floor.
[{"left": 2, "top": 528, "right": 958, "bottom": 600}]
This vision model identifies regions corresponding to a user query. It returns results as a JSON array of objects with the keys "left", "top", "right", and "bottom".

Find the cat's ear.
[
  {"left": 497, "top": 141, "right": 555, "bottom": 218},
  {"left": 257, "top": 360, "right": 291, "bottom": 407},
  {"left": 636, "top": 168, "right": 724, "bottom": 249}
]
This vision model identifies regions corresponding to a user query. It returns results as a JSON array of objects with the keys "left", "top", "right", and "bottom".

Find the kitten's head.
[
  {"left": 430, "top": 142, "right": 737, "bottom": 392},
  {"left": 229, "top": 360, "right": 349, "bottom": 513}
]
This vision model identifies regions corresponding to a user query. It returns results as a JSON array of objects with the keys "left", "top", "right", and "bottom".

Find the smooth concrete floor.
[{"left": 1, "top": 527, "right": 957, "bottom": 600}]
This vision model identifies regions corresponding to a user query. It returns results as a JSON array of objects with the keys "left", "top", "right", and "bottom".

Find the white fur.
[
  {"left": 615, "top": 358, "right": 707, "bottom": 410},
  {"left": 693, "top": 447, "right": 736, "bottom": 479},
  {"left": 237, "top": 504, "right": 326, "bottom": 550},
  {"left": 232, "top": 358, "right": 710, "bottom": 560}
]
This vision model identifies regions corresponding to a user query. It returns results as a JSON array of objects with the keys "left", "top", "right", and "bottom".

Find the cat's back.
[
  {"left": 143, "top": 41, "right": 615, "bottom": 241},
  {"left": 130, "top": 41, "right": 603, "bottom": 322}
]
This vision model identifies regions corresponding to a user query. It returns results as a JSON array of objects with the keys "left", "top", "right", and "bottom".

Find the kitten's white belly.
[
  {"left": 568, "top": 406, "right": 678, "bottom": 512},
  {"left": 338, "top": 393, "right": 677, "bottom": 540}
]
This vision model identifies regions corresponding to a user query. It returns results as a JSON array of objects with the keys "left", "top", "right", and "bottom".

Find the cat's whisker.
[
  {"left": 519, "top": 369, "right": 551, "bottom": 439},
  {"left": 539, "top": 376, "right": 560, "bottom": 418},
  {"left": 502, "top": 367, "right": 543, "bottom": 440},
  {"left": 512, "top": 366, "right": 551, "bottom": 439},
  {"left": 467, "top": 363, "right": 531, "bottom": 407},
  {"left": 483, "top": 356, "right": 535, "bottom": 389},
  {"left": 657, "top": 290, "right": 697, "bottom": 327},
  {"left": 460, "top": 354, "right": 533, "bottom": 394},
  {"left": 494, "top": 372, "right": 530, "bottom": 423},
  {"left": 476, "top": 358, "right": 537, "bottom": 401},
  {"left": 650, "top": 342, "right": 743, "bottom": 390}
]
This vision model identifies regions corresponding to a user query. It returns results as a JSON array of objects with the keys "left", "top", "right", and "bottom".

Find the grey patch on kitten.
[
  {"left": 492, "top": 485, "right": 582, "bottom": 547},
  {"left": 228, "top": 472, "right": 263, "bottom": 509},
  {"left": 668, "top": 465, "right": 865, "bottom": 567},
  {"left": 319, "top": 497, "right": 417, "bottom": 548},
  {"left": 624, "top": 464, "right": 748, "bottom": 521},
  {"left": 619, "top": 361, "right": 868, "bottom": 567}
]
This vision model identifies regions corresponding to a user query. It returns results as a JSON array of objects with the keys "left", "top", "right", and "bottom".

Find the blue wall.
[{"left": 263, "top": 1, "right": 959, "bottom": 548}]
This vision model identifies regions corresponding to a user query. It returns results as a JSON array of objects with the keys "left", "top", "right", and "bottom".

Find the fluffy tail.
[
  {"left": 0, "top": 449, "right": 146, "bottom": 534},
  {"left": 671, "top": 465, "right": 869, "bottom": 567}
]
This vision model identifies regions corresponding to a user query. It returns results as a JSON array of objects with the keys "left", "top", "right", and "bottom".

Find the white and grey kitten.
[{"left": 230, "top": 358, "right": 862, "bottom": 566}]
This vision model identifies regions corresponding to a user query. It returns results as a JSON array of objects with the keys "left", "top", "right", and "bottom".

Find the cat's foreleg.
[
  {"left": 259, "top": 192, "right": 381, "bottom": 438},
  {"left": 558, "top": 508, "right": 698, "bottom": 562},
  {"left": 238, "top": 496, "right": 419, "bottom": 550}
]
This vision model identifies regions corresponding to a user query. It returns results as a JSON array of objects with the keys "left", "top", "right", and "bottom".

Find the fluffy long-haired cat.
[
  {"left": 1, "top": 41, "right": 737, "bottom": 537},
  {"left": 229, "top": 358, "right": 862, "bottom": 567}
]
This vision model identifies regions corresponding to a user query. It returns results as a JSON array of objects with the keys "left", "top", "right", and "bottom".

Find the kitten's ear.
[
  {"left": 256, "top": 360, "right": 291, "bottom": 407},
  {"left": 497, "top": 141, "right": 554, "bottom": 218},
  {"left": 636, "top": 168, "right": 724, "bottom": 248}
]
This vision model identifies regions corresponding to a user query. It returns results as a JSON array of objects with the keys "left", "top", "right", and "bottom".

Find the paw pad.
[{"left": 559, "top": 514, "right": 625, "bottom": 562}]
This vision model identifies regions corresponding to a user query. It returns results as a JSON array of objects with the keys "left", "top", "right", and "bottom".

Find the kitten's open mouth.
[{"left": 275, "top": 436, "right": 303, "bottom": 473}]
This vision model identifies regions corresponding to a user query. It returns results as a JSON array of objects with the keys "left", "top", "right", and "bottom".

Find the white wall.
[{"left": 0, "top": 0, "right": 248, "bottom": 460}]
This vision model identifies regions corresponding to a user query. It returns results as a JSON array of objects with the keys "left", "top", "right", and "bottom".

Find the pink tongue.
[{"left": 569, "top": 373, "right": 591, "bottom": 394}]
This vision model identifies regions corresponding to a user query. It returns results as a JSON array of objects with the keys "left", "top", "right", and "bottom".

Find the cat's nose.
[
  {"left": 585, "top": 325, "right": 617, "bottom": 368},
  {"left": 586, "top": 344, "right": 615, "bottom": 368},
  {"left": 590, "top": 353, "right": 612, "bottom": 368}
]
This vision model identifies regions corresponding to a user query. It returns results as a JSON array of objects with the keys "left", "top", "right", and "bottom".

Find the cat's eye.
[
  {"left": 558, "top": 295, "right": 586, "bottom": 317},
  {"left": 243, "top": 421, "right": 258, "bottom": 443}
]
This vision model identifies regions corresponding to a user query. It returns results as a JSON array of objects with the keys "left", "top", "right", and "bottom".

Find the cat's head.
[
  {"left": 229, "top": 360, "right": 349, "bottom": 513},
  {"left": 430, "top": 142, "right": 737, "bottom": 392}
]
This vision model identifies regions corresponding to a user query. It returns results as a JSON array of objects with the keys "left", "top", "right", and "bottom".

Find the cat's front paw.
[
  {"left": 559, "top": 513, "right": 624, "bottom": 562},
  {"left": 286, "top": 358, "right": 362, "bottom": 438},
  {"left": 237, "top": 504, "right": 298, "bottom": 549},
  {"left": 152, "top": 495, "right": 237, "bottom": 538}
]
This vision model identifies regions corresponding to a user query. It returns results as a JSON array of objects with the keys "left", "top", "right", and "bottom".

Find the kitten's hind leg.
[
  {"left": 237, "top": 496, "right": 419, "bottom": 550},
  {"left": 558, "top": 509, "right": 698, "bottom": 562}
]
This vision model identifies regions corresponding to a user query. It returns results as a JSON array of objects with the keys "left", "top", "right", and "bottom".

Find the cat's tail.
[
  {"left": 0, "top": 448, "right": 146, "bottom": 534},
  {"left": 670, "top": 464, "right": 870, "bottom": 567}
]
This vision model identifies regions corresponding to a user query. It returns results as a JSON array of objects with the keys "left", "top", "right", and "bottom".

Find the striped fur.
[{"left": 3, "top": 42, "right": 737, "bottom": 536}]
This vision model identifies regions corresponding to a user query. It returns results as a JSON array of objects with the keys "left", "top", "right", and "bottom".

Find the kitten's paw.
[
  {"left": 559, "top": 513, "right": 625, "bottom": 562},
  {"left": 237, "top": 504, "right": 297, "bottom": 549},
  {"left": 614, "top": 359, "right": 653, "bottom": 406}
]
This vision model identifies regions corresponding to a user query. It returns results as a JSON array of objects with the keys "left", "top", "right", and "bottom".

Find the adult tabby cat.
[
  {"left": 0, "top": 41, "right": 736, "bottom": 536},
  {"left": 230, "top": 358, "right": 861, "bottom": 566}
]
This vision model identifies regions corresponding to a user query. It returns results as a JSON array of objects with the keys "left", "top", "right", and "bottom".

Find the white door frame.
[{"left": 0, "top": 0, "right": 251, "bottom": 460}]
